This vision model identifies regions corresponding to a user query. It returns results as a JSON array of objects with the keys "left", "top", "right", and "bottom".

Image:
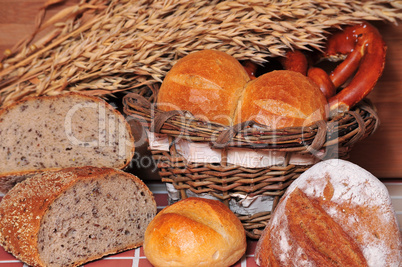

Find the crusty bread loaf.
[
  {"left": 157, "top": 49, "right": 250, "bottom": 126},
  {"left": 143, "top": 197, "right": 247, "bottom": 267},
  {"left": 157, "top": 50, "right": 327, "bottom": 128},
  {"left": 234, "top": 70, "right": 327, "bottom": 128},
  {"left": 255, "top": 159, "right": 402, "bottom": 267},
  {"left": 0, "top": 92, "right": 135, "bottom": 193},
  {"left": 0, "top": 166, "right": 157, "bottom": 267}
]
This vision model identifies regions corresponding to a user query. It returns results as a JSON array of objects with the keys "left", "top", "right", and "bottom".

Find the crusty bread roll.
[
  {"left": 234, "top": 70, "right": 327, "bottom": 128},
  {"left": 255, "top": 159, "right": 402, "bottom": 267},
  {"left": 0, "top": 166, "right": 157, "bottom": 267},
  {"left": 144, "top": 197, "right": 247, "bottom": 267},
  {"left": 157, "top": 50, "right": 327, "bottom": 128},
  {"left": 157, "top": 49, "right": 250, "bottom": 126},
  {"left": 0, "top": 92, "right": 135, "bottom": 193}
]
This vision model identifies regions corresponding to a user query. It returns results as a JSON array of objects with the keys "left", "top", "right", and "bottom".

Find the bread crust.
[
  {"left": 144, "top": 197, "right": 247, "bottom": 267},
  {"left": 255, "top": 159, "right": 402, "bottom": 267},
  {"left": 157, "top": 49, "right": 250, "bottom": 126},
  {"left": 157, "top": 50, "right": 327, "bottom": 128},
  {"left": 0, "top": 167, "right": 155, "bottom": 267},
  {"left": 234, "top": 70, "right": 327, "bottom": 128},
  {"left": 0, "top": 92, "right": 135, "bottom": 192}
]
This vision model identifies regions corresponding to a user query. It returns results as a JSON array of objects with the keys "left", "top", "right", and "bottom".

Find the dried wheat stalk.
[{"left": 0, "top": 0, "right": 400, "bottom": 107}]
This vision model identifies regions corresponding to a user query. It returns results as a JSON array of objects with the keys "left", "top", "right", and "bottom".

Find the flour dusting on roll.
[{"left": 255, "top": 159, "right": 402, "bottom": 267}]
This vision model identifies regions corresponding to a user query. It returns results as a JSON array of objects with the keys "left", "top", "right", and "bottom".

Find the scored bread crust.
[
  {"left": 254, "top": 159, "right": 402, "bottom": 267},
  {"left": 144, "top": 197, "right": 247, "bottom": 267},
  {"left": 234, "top": 70, "right": 327, "bottom": 128},
  {"left": 0, "top": 92, "right": 135, "bottom": 192},
  {"left": 157, "top": 49, "right": 250, "bottom": 126},
  {"left": 0, "top": 166, "right": 156, "bottom": 267},
  {"left": 157, "top": 50, "right": 327, "bottom": 128}
]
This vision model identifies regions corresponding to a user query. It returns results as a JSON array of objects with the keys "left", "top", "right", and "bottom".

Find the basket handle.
[
  {"left": 358, "top": 99, "right": 380, "bottom": 135},
  {"left": 152, "top": 110, "right": 186, "bottom": 133},
  {"left": 123, "top": 93, "right": 152, "bottom": 113},
  {"left": 304, "top": 120, "right": 327, "bottom": 155},
  {"left": 213, "top": 120, "right": 257, "bottom": 148}
]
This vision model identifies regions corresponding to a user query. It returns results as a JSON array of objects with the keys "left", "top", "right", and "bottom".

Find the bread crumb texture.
[
  {"left": 255, "top": 159, "right": 402, "bottom": 267},
  {"left": 0, "top": 167, "right": 156, "bottom": 267},
  {"left": 0, "top": 92, "right": 134, "bottom": 176}
]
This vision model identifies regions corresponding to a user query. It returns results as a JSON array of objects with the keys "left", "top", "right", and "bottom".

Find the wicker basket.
[{"left": 123, "top": 90, "right": 379, "bottom": 239}]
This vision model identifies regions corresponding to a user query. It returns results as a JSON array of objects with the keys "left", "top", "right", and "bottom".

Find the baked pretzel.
[
  {"left": 279, "top": 50, "right": 336, "bottom": 100},
  {"left": 279, "top": 22, "right": 386, "bottom": 115},
  {"left": 323, "top": 22, "right": 386, "bottom": 114},
  {"left": 242, "top": 22, "right": 385, "bottom": 116},
  {"left": 279, "top": 50, "right": 308, "bottom": 76},
  {"left": 307, "top": 67, "right": 336, "bottom": 99}
]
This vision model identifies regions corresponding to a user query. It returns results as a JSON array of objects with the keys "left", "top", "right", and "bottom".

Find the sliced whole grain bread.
[
  {"left": 0, "top": 92, "right": 135, "bottom": 193},
  {"left": 0, "top": 166, "right": 157, "bottom": 267}
]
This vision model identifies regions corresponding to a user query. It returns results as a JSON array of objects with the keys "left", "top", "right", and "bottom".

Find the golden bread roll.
[
  {"left": 157, "top": 49, "right": 250, "bottom": 126},
  {"left": 144, "top": 197, "right": 247, "bottom": 267},
  {"left": 234, "top": 70, "right": 327, "bottom": 128},
  {"left": 255, "top": 159, "right": 402, "bottom": 267},
  {"left": 157, "top": 50, "right": 327, "bottom": 128}
]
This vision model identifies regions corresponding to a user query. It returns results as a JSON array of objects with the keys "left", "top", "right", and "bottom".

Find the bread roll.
[
  {"left": 157, "top": 49, "right": 250, "bottom": 126},
  {"left": 0, "top": 92, "right": 135, "bottom": 193},
  {"left": 157, "top": 50, "right": 327, "bottom": 128},
  {"left": 234, "top": 70, "right": 327, "bottom": 128},
  {"left": 255, "top": 159, "right": 402, "bottom": 267},
  {"left": 0, "top": 166, "right": 157, "bottom": 267},
  {"left": 144, "top": 197, "right": 247, "bottom": 267}
]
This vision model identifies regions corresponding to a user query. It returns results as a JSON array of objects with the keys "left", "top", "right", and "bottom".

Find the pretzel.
[
  {"left": 279, "top": 50, "right": 335, "bottom": 100},
  {"left": 307, "top": 67, "right": 336, "bottom": 99},
  {"left": 279, "top": 50, "right": 308, "bottom": 76},
  {"left": 242, "top": 22, "right": 385, "bottom": 117},
  {"left": 279, "top": 22, "right": 386, "bottom": 116},
  {"left": 323, "top": 22, "right": 386, "bottom": 114}
]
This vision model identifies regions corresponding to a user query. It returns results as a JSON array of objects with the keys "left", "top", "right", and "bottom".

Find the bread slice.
[
  {"left": 0, "top": 166, "right": 157, "bottom": 267},
  {"left": 0, "top": 92, "right": 135, "bottom": 193}
]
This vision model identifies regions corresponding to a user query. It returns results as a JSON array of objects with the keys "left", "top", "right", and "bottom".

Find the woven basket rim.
[{"left": 123, "top": 92, "right": 379, "bottom": 156}]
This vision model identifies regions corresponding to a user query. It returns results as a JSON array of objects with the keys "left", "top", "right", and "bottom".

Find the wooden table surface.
[{"left": 1, "top": 0, "right": 402, "bottom": 180}]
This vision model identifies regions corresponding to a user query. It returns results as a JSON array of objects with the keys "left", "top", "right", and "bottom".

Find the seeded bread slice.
[
  {"left": 0, "top": 166, "right": 157, "bottom": 267},
  {"left": 0, "top": 92, "right": 135, "bottom": 193}
]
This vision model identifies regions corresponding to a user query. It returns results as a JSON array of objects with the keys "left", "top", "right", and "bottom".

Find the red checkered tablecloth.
[{"left": 0, "top": 183, "right": 259, "bottom": 267}]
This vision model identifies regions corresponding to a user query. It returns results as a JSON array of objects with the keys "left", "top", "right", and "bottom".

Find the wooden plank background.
[{"left": 0, "top": 0, "right": 401, "bottom": 179}]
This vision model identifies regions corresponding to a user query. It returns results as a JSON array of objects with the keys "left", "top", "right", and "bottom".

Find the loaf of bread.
[
  {"left": 157, "top": 49, "right": 327, "bottom": 127},
  {"left": 255, "top": 159, "right": 402, "bottom": 267},
  {"left": 0, "top": 92, "right": 135, "bottom": 193},
  {"left": 157, "top": 49, "right": 250, "bottom": 126},
  {"left": 0, "top": 166, "right": 157, "bottom": 267},
  {"left": 144, "top": 197, "right": 247, "bottom": 267},
  {"left": 234, "top": 70, "right": 327, "bottom": 128}
]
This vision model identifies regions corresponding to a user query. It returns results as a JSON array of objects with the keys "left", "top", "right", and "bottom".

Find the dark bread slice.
[
  {"left": 0, "top": 92, "right": 135, "bottom": 193},
  {"left": 0, "top": 166, "right": 157, "bottom": 267}
]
